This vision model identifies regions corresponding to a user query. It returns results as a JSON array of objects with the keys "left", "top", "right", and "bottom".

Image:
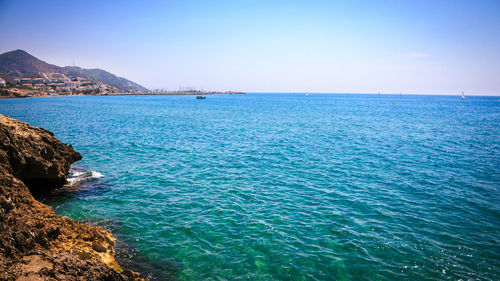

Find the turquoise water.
[{"left": 1, "top": 93, "right": 499, "bottom": 280}]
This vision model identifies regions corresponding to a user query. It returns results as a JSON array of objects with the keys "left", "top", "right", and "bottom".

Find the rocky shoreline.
[{"left": 0, "top": 114, "right": 147, "bottom": 280}]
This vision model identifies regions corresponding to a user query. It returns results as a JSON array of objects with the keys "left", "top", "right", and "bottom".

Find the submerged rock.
[{"left": 0, "top": 114, "right": 146, "bottom": 280}]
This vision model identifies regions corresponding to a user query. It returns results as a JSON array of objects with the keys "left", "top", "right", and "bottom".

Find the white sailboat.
[
  {"left": 305, "top": 91, "right": 309, "bottom": 97},
  {"left": 461, "top": 91, "right": 466, "bottom": 100}
]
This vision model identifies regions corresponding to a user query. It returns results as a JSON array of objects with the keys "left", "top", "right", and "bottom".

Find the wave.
[{"left": 66, "top": 168, "right": 104, "bottom": 186}]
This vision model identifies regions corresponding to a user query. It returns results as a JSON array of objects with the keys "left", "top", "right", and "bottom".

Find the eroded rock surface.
[
  {"left": 0, "top": 114, "right": 146, "bottom": 280},
  {"left": 0, "top": 114, "right": 82, "bottom": 194}
]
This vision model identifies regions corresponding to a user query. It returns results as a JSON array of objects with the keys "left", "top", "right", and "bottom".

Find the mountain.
[
  {"left": 0, "top": 49, "right": 148, "bottom": 92},
  {"left": 0, "top": 49, "right": 59, "bottom": 78},
  {"left": 62, "top": 66, "right": 147, "bottom": 93}
]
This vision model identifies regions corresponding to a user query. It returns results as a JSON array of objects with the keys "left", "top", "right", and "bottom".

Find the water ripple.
[{"left": 1, "top": 94, "right": 499, "bottom": 280}]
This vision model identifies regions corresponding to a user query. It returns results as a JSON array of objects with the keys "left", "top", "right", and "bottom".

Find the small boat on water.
[
  {"left": 196, "top": 95, "right": 206, "bottom": 99},
  {"left": 461, "top": 91, "right": 466, "bottom": 100},
  {"left": 306, "top": 91, "right": 309, "bottom": 97}
]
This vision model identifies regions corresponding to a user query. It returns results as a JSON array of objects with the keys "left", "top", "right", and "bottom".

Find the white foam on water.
[
  {"left": 91, "top": 171, "right": 104, "bottom": 178},
  {"left": 70, "top": 171, "right": 86, "bottom": 177},
  {"left": 66, "top": 169, "right": 104, "bottom": 185}
]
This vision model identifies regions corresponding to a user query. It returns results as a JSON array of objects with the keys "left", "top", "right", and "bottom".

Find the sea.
[{"left": 1, "top": 93, "right": 499, "bottom": 280}]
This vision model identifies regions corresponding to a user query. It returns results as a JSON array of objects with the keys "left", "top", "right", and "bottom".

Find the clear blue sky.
[{"left": 1, "top": 0, "right": 499, "bottom": 94}]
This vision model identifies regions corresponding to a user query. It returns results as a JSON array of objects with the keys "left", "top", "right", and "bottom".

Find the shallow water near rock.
[{"left": 1, "top": 93, "right": 499, "bottom": 280}]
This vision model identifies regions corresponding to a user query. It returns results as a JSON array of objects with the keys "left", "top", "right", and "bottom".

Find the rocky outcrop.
[
  {"left": 0, "top": 88, "right": 29, "bottom": 98},
  {"left": 0, "top": 114, "right": 146, "bottom": 280},
  {"left": 0, "top": 115, "right": 82, "bottom": 194}
]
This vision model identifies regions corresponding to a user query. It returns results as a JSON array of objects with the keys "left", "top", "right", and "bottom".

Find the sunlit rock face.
[{"left": 0, "top": 114, "right": 146, "bottom": 281}]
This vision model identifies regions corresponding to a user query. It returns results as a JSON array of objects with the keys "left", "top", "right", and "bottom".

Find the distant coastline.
[
  {"left": 106, "top": 90, "right": 246, "bottom": 96},
  {"left": 0, "top": 88, "right": 245, "bottom": 98},
  {"left": 0, "top": 49, "right": 248, "bottom": 99}
]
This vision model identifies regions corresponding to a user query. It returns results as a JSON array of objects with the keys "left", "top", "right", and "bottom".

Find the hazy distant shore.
[
  {"left": 0, "top": 89, "right": 246, "bottom": 98},
  {"left": 108, "top": 90, "right": 246, "bottom": 96}
]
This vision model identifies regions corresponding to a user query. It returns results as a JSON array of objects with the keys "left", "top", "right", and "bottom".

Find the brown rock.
[
  {"left": 0, "top": 115, "right": 82, "bottom": 194},
  {"left": 0, "top": 114, "right": 147, "bottom": 280},
  {"left": 92, "top": 241, "right": 107, "bottom": 253}
]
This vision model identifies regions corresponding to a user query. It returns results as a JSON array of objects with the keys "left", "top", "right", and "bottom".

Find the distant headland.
[{"left": 0, "top": 50, "right": 245, "bottom": 98}]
